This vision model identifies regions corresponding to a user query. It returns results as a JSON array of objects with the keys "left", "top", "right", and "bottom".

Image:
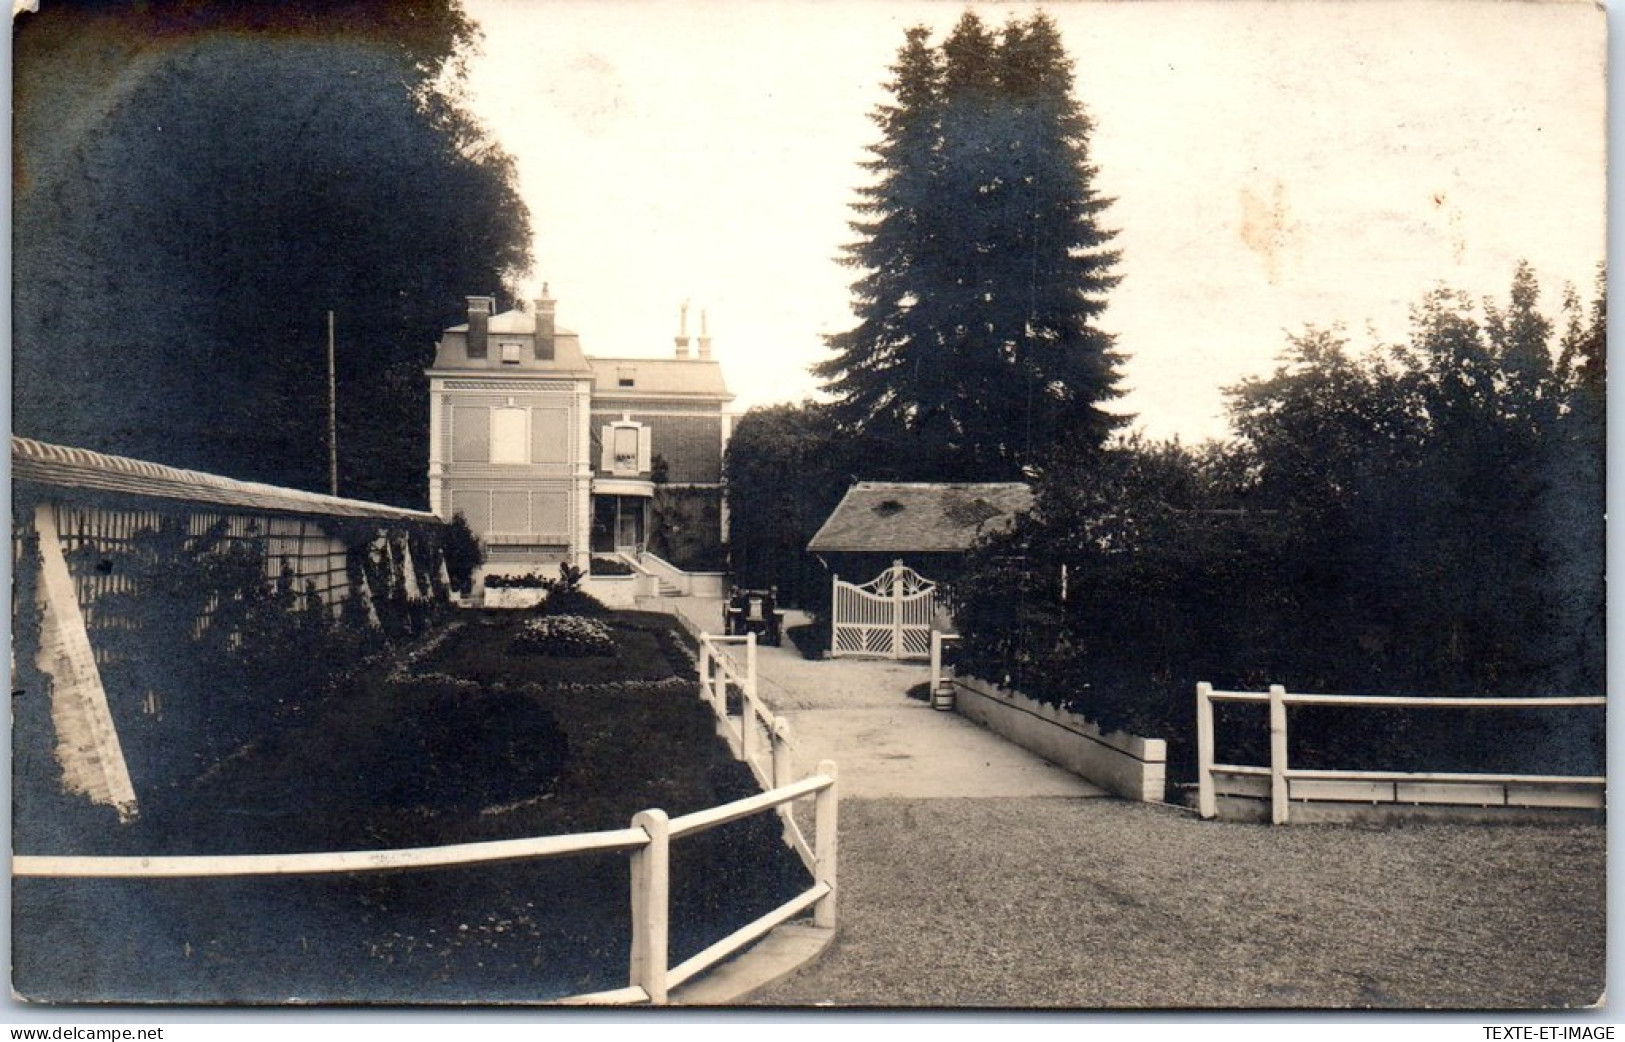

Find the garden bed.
[{"left": 13, "top": 610, "right": 808, "bottom": 1004}]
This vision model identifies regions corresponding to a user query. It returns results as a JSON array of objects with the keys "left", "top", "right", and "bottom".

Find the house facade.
[{"left": 427, "top": 290, "right": 733, "bottom": 581}]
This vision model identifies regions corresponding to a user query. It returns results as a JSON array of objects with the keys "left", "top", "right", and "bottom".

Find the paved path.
[
  {"left": 670, "top": 608, "right": 1104, "bottom": 1005},
  {"left": 663, "top": 606, "right": 1604, "bottom": 1010},
  {"left": 660, "top": 598, "right": 1104, "bottom": 799},
  {"left": 751, "top": 639, "right": 1105, "bottom": 800}
]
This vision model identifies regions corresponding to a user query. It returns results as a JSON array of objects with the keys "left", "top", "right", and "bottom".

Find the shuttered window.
[
  {"left": 600, "top": 422, "right": 652, "bottom": 476},
  {"left": 452, "top": 407, "right": 490, "bottom": 463},
  {"left": 491, "top": 490, "right": 529, "bottom": 533},
  {"left": 451, "top": 490, "right": 490, "bottom": 535},
  {"left": 531, "top": 408, "right": 570, "bottom": 463},
  {"left": 490, "top": 408, "right": 528, "bottom": 465}
]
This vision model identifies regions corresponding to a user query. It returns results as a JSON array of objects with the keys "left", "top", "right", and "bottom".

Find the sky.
[{"left": 455, "top": 0, "right": 1606, "bottom": 445}]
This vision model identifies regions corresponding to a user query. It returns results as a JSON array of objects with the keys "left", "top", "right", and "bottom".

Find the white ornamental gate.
[{"left": 830, "top": 560, "right": 938, "bottom": 660}]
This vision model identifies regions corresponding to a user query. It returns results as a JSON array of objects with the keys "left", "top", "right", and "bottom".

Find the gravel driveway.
[{"left": 746, "top": 797, "right": 1604, "bottom": 1010}]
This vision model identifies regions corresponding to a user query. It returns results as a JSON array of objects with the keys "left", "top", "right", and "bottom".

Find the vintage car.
[{"left": 724, "top": 587, "right": 784, "bottom": 646}]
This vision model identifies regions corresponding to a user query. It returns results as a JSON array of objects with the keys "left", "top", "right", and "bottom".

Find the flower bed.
[{"left": 510, "top": 614, "right": 615, "bottom": 658}]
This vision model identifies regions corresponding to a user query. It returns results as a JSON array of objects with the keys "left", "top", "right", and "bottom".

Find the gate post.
[
  {"left": 829, "top": 574, "right": 841, "bottom": 659},
  {"left": 890, "top": 560, "right": 904, "bottom": 660}
]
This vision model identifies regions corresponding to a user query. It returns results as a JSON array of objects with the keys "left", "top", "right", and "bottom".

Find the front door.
[{"left": 614, "top": 497, "right": 645, "bottom": 553}]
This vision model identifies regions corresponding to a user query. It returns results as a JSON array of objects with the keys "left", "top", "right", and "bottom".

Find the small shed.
[
  {"left": 807, "top": 481, "right": 1032, "bottom": 658},
  {"left": 807, "top": 481, "right": 1033, "bottom": 562}
]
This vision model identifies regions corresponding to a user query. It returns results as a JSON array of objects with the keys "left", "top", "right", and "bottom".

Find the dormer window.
[
  {"left": 500, "top": 342, "right": 523, "bottom": 365},
  {"left": 617, "top": 365, "right": 636, "bottom": 388}
]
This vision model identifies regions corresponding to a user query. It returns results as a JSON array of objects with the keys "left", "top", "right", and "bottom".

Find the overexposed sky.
[{"left": 456, "top": 0, "right": 1605, "bottom": 444}]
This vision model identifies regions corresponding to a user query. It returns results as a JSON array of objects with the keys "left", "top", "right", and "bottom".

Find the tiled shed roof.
[
  {"left": 12, "top": 437, "right": 438, "bottom": 522},
  {"left": 807, "top": 481, "right": 1033, "bottom": 553}
]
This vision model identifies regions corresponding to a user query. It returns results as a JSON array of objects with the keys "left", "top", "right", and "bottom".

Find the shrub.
[
  {"left": 536, "top": 561, "right": 608, "bottom": 616},
  {"left": 786, "top": 615, "right": 830, "bottom": 661},
  {"left": 510, "top": 615, "right": 615, "bottom": 658},
  {"left": 484, "top": 571, "right": 552, "bottom": 589},
  {"left": 442, "top": 513, "right": 484, "bottom": 595},
  {"left": 590, "top": 556, "right": 634, "bottom": 576},
  {"left": 539, "top": 588, "right": 609, "bottom": 617}
]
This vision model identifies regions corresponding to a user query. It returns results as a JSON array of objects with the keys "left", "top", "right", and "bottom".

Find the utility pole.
[{"left": 327, "top": 310, "right": 338, "bottom": 497}]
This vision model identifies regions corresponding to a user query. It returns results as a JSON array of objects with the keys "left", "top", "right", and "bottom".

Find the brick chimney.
[
  {"left": 674, "top": 300, "right": 691, "bottom": 359},
  {"left": 466, "top": 295, "right": 493, "bottom": 359},
  {"left": 534, "top": 284, "right": 556, "bottom": 361},
  {"left": 697, "top": 308, "right": 712, "bottom": 360}
]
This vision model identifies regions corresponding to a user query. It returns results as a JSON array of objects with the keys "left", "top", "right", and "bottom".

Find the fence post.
[
  {"left": 930, "top": 630, "right": 942, "bottom": 691},
  {"left": 813, "top": 759, "right": 839, "bottom": 929},
  {"left": 746, "top": 631, "right": 758, "bottom": 703},
  {"left": 1196, "top": 682, "right": 1216, "bottom": 820},
  {"left": 698, "top": 635, "right": 713, "bottom": 714},
  {"left": 1269, "top": 684, "right": 1289, "bottom": 825},
  {"left": 739, "top": 633, "right": 758, "bottom": 768},
  {"left": 771, "top": 716, "right": 793, "bottom": 790},
  {"left": 628, "top": 808, "right": 670, "bottom": 1004}
]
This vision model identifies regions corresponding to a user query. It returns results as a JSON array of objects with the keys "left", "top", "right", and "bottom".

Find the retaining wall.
[{"left": 950, "top": 675, "right": 1167, "bottom": 802}]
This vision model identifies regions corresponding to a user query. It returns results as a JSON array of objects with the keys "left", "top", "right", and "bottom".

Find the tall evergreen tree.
[{"left": 817, "top": 12, "right": 1125, "bottom": 480}]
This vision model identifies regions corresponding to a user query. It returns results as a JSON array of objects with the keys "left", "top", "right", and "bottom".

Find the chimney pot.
[{"left": 674, "top": 300, "right": 691, "bottom": 359}]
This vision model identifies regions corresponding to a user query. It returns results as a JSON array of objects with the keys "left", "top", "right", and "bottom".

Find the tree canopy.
[
  {"left": 13, "top": 0, "right": 532, "bottom": 507},
  {"left": 954, "top": 264, "right": 1605, "bottom": 779},
  {"left": 722, "top": 401, "right": 855, "bottom": 607},
  {"left": 816, "top": 12, "right": 1125, "bottom": 481}
]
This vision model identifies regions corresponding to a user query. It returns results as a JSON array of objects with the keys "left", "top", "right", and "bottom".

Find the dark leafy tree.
[
  {"left": 956, "top": 265, "right": 1605, "bottom": 781},
  {"left": 13, "top": 0, "right": 532, "bottom": 506},
  {"left": 722, "top": 402, "right": 854, "bottom": 607},
  {"left": 817, "top": 12, "right": 1125, "bottom": 480}
]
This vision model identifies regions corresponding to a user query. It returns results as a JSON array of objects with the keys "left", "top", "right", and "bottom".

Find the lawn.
[{"left": 13, "top": 610, "right": 810, "bottom": 1004}]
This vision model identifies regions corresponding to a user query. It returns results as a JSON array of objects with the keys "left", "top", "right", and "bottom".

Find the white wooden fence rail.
[
  {"left": 696, "top": 632, "right": 818, "bottom": 872},
  {"left": 15, "top": 765, "right": 838, "bottom": 1006},
  {"left": 1196, "top": 682, "right": 1606, "bottom": 825},
  {"left": 16, "top": 629, "right": 840, "bottom": 1006}
]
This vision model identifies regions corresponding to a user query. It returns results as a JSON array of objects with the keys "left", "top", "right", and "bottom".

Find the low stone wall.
[
  {"left": 481, "top": 587, "right": 545, "bottom": 610},
  {"left": 685, "top": 572, "right": 728, "bottom": 599},
  {"left": 950, "top": 675, "right": 1167, "bottom": 802},
  {"left": 584, "top": 574, "right": 646, "bottom": 608}
]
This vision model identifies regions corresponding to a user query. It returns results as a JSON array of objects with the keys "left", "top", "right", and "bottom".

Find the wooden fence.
[
  {"left": 12, "top": 436, "right": 449, "bottom": 820},
  {"left": 1196, "top": 683, "right": 1606, "bottom": 825},
  {"left": 15, "top": 764, "right": 840, "bottom": 1005},
  {"left": 16, "top": 626, "right": 841, "bottom": 1006}
]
